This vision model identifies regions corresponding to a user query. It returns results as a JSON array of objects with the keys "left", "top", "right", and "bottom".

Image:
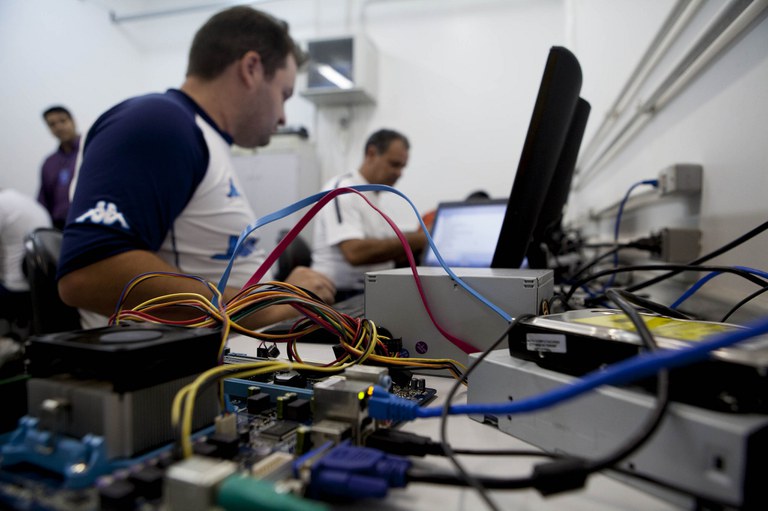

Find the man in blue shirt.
[
  {"left": 38, "top": 106, "right": 79, "bottom": 230},
  {"left": 58, "top": 6, "right": 335, "bottom": 328}
]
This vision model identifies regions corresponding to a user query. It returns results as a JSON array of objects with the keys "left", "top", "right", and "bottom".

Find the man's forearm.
[
  {"left": 58, "top": 250, "right": 221, "bottom": 316},
  {"left": 57, "top": 250, "right": 329, "bottom": 329},
  {"left": 339, "top": 231, "right": 426, "bottom": 266}
]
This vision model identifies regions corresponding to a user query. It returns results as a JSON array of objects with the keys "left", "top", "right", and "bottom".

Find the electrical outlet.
[
  {"left": 656, "top": 227, "right": 701, "bottom": 262},
  {"left": 657, "top": 164, "right": 703, "bottom": 196}
]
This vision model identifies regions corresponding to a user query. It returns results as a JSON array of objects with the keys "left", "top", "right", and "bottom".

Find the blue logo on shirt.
[
  {"left": 227, "top": 178, "right": 241, "bottom": 198},
  {"left": 212, "top": 235, "right": 258, "bottom": 260},
  {"left": 58, "top": 168, "right": 71, "bottom": 185}
]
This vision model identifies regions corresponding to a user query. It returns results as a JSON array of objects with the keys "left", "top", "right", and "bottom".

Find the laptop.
[{"left": 421, "top": 199, "right": 507, "bottom": 268}]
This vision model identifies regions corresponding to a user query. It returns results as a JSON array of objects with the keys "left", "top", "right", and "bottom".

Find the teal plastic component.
[{"left": 217, "top": 474, "right": 329, "bottom": 511}]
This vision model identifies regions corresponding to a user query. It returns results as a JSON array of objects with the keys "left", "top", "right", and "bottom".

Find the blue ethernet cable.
[
  {"left": 606, "top": 179, "right": 659, "bottom": 289},
  {"left": 671, "top": 266, "right": 768, "bottom": 309},
  {"left": 367, "top": 314, "right": 768, "bottom": 422},
  {"left": 215, "top": 184, "right": 512, "bottom": 322}
]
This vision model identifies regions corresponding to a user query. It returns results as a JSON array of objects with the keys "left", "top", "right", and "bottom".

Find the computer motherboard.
[{"left": 0, "top": 323, "right": 437, "bottom": 511}]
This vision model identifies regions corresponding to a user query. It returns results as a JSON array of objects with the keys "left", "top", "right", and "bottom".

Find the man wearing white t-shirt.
[
  {"left": 311, "top": 129, "right": 427, "bottom": 300},
  {"left": 0, "top": 189, "right": 51, "bottom": 294},
  {"left": 1, "top": 188, "right": 51, "bottom": 334}
]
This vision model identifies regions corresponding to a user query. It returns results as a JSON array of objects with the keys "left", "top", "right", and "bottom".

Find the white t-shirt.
[
  {"left": 0, "top": 189, "right": 52, "bottom": 292},
  {"left": 311, "top": 171, "right": 395, "bottom": 291},
  {"left": 156, "top": 116, "right": 269, "bottom": 288}
]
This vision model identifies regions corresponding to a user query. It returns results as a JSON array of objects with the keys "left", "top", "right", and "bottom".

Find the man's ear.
[
  {"left": 364, "top": 145, "right": 378, "bottom": 160},
  {"left": 239, "top": 50, "right": 264, "bottom": 87}
]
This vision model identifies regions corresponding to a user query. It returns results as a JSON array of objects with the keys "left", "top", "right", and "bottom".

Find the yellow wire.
[
  {"left": 115, "top": 272, "right": 468, "bottom": 456},
  {"left": 175, "top": 359, "right": 353, "bottom": 457}
]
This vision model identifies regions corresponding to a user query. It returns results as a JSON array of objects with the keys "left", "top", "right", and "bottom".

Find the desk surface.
[{"left": 226, "top": 336, "right": 681, "bottom": 511}]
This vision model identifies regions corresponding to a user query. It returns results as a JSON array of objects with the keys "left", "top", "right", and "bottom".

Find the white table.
[{"left": 225, "top": 336, "right": 682, "bottom": 510}]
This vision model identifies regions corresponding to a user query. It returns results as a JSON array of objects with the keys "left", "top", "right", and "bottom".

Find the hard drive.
[{"left": 508, "top": 309, "right": 768, "bottom": 413}]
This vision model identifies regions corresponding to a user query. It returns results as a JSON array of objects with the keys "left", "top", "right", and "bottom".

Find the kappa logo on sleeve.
[{"left": 75, "top": 200, "right": 129, "bottom": 229}]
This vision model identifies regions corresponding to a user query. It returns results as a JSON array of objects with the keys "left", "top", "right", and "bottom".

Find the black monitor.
[
  {"left": 491, "top": 46, "right": 583, "bottom": 270},
  {"left": 526, "top": 97, "right": 591, "bottom": 269}
]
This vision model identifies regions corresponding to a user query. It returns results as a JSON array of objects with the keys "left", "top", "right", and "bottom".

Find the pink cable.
[{"left": 243, "top": 187, "right": 478, "bottom": 354}]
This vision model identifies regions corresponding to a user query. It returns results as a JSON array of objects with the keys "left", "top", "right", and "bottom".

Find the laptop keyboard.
[{"left": 331, "top": 294, "right": 365, "bottom": 318}]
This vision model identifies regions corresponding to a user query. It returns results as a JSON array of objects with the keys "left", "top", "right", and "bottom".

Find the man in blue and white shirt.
[{"left": 58, "top": 6, "right": 335, "bottom": 327}]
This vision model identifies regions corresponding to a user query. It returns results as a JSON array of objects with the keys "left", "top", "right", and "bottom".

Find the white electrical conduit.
[
  {"left": 650, "top": 0, "right": 768, "bottom": 111},
  {"left": 574, "top": 0, "right": 768, "bottom": 190},
  {"left": 575, "top": 0, "right": 703, "bottom": 175}
]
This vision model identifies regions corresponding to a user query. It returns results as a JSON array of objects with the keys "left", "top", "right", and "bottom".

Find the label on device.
[{"left": 526, "top": 333, "right": 567, "bottom": 353}]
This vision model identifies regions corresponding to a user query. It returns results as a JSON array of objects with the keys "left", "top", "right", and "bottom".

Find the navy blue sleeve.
[{"left": 58, "top": 93, "right": 208, "bottom": 278}]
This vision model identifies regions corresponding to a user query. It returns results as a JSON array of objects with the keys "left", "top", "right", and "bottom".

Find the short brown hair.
[
  {"left": 43, "top": 105, "right": 72, "bottom": 120},
  {"left": 186, "top": 6, "right": 306, "bottom": 80},
  {"left": 364, "top": 129, "right": 410, "bottom": 156}
]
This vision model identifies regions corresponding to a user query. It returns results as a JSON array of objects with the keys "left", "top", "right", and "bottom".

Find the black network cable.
[
  {"left": 410, "top": 291, "right": 670, "bottom": 497},
  {"left": 562, "top": 264, "right": 768, "bottom": 307},
  {"left": 546, "top": 293, "right": 572, "bottom": 313},
  {"left": 364, "top": 428, "right": 557, "bottom": 459},
  {"left": 521, "top": 288, "right": 670, "bottom": 492},
  {"left": 591, "top": 219, "right": 768, "bottom": 304},
  {"left": 451, "top": 448, "right": 556, "bottom": 458},
  {"left": 566, "top": 245, "right": 623, "bottom": 283},
  {"left": 607, "top": 287, "right": 691, "bottom": 320},
  {"left": 579, "top": 289, "right": 670, "bottom": 473},
  {"left": 438, "top": 317, "right": 526, "bottom": 511},
  {"left": 583, "top": 241, "right": 627, "bottom": 249},
  {"left": 559, "top": 235, "right": 665, "bottom": 300},
  {"left": 565, "top": 237, "right": 659, "bottom": 286},
  {"left": 412, "top": 453, "right": 728, "bottom": 509},
  {"left": 720, "top": 285, "right": 768, "bottom": 323}
]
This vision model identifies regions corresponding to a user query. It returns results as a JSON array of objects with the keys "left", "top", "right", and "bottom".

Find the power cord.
[
  {"left": 566, "top": 234, "right": 663, "bottom": 286},
  {"left": 585, "top": 219, "right": 768, "bottom": 305}
]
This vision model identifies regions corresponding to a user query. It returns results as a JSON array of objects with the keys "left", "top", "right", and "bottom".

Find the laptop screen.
[{"left": 421, "top": 199, "right": 507, "bottom": 267}]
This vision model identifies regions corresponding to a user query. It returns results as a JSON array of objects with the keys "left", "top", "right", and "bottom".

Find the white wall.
[
  {"left": 567, "top": 2, "right": 768, "bottom": 320},
  {"left": 316, "top": 0, "right": 570, "bottom": 226},
  {"left": 2, "top": 0, "right": 765, "bottom": 319},
  {"left": 1, "top": 0, "right": 668, "bottom": 209},
  {"left": 0, "top": 0, "right": 144, "bottom": 196}
]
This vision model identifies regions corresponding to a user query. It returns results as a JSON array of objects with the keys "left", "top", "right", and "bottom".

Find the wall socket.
[
  {"left": 657, "top": 164, "right": 703, "bottom": 195},
  {"left": 655, "top": 227, "right": 702, "bottom": 262}
]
